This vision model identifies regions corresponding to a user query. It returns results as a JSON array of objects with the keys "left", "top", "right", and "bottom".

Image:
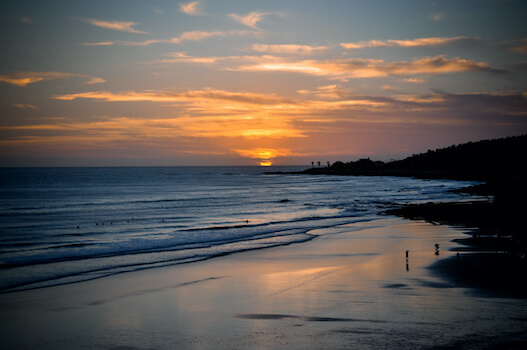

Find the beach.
[{"left": 2, "top": 217, "right": 526, "bottom": 349}]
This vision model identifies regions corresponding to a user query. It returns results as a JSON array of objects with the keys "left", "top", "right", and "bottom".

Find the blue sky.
[{"left": 1, "top": 0, "right": 526, "bottom": 166}]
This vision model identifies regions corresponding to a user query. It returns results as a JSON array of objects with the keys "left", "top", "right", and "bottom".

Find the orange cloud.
[
  {"left": 82, "top": 41, "right": 116, "bottom": 46},
  {"left": 389, "top": 37, "right": 469, "bottom": 47},
  {"left": 179, "top": 1, "right": 201, "bottom": 15},
  {"left": 0, "top": 111, "right": 304, "bottom": 144},
  {"left": 404, "top": 78, "right": 426, "bottom": 83},
  {"left": 54, "top": 88, "right": 293, "bottom": 105},
  {"left": 0, "top": 71, "right": 105, "bottom": 87},
  {"left": 500, "top": 38, "right": 527, "bottom": 54},
  {"left": 85, "top": 30, "right": 259, "bottom": 47},
  {"left": 429, "top": 12, "right": 446, "bottom": 21},
  {"left": 86, "top": 19, "right": 146, "bottom": 33},
  {"left": 52, "top": 89, "right": 306, "bottom": 140},
  {"left": 156, "top": 53, "right": 503, "bottom": 79},
  {"left": 252, "top": 44, "right": 329, "bottom": 55},
  {"left": 340, "top": 37, "right": 469, "bottom": 49},
  {"left": 234, "top": 55, "right": 504, "bottom": 79},
  {"left": 297, "top": 85, "right": 347, "bottom": 99},
  {"left": 5, "top": 89, "right": 525, "bottom": 166},
  {"left": 233, "top": 148, "right": 297, "bottom": 165},
  {"left": 230, "top": 12, "right": 268, "bottom": 29},
  {"left": 13, "top": 104, "right": 38, "bottom": 109}
]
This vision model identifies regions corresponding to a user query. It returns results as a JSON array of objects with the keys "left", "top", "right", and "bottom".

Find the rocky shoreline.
[
  {"left": 385, "top": 199, "right": 527, "bottom": 297},
  {"left": 278, "top": 135, "right": 527, "bottom": 297}
]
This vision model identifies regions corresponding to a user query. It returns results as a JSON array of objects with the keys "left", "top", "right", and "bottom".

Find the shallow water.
[
  {"left": 0, "top": 166, "right": 481, "bottom": 292},
  {"left": 1, "top": 218, "right": 525, "bottom": 349}
]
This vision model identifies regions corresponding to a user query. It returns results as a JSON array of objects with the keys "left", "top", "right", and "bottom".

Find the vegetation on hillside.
[{"left": 302, "top": 134, "right": 526, "bottom": 183}]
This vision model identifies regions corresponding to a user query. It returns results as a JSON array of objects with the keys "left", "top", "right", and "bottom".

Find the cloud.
[
  {"left": 83, "top": 39, "right": 164, "bottom": 46},
  {"left": 20, "top": 15, "right": 33, "bottom": 25},
  {"left": 252, "top": 44, "right": 329, "bottom": 55},
  {"left": 511, "top": 60, "right": 527, "bottom": 70},
  {"left": 5, "top": 89, "right": 525, "bottom": 165},
  {"left": 382, "top": 85, "right": 398, "bottom": 92},
  {"left": 499, "top": 38, "right": 527, "bottom": 54},
  {"left": 233, "top": 148, "right": 297, "bottom": 165},
  {"left": 232, "top": 55, "right": 505, "bottom": 79},
  {"left": 174, "top": 30, "right": 229, "bottom": 43},
  {"left": 152, "top": 52, "right": 504, "bottom": 80},
  {"left": 340, "top": 37, "right": 470, "bottom": 49},
  {"left": 50, "top": 87, "right": 445, "bottom": 122},
  {"left": 404, "top": 78, "right": 426, "bottom": 83},
  {"left": 0, "top": 72, "right": 106, "bottom": 87},
  {"left": 54, "top": 88, "right": 293, "bottom": 106},
  {"left": 13, "top": 104, "right": 38, "bottom": 109},
  {"left": 230, "top": 12, "right": 268, "bottom": 29},
  {"left": 83, "top": 30, "right": 258, "bottom": 47},
  {"left": 86, "top": 19, "right": 146, "bottom": 33},
  {"left": 85, "top": 77, "right": 107, "bottom": 85},
  {"left": 82, "top": 41, "right": 116, "bottom": 46},
  {"left": 429, "top": 12, "right": 446, "bottom": 21},
  {"left": 297, "top": 85, "right": 348, "bottom": 99},
  {"left": 179, "top": 1, "right": 201, "bottom": 15}
]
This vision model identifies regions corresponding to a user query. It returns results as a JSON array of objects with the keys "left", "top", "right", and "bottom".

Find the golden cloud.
[
  {"left": 13, "top": 104, "right": 38, "bottom": 109},
  {"left": 82, "top": 41, "right": 116, "bottom": 46},
  {"left": 156, "top": 53, "right": 503, "bottom": 79},
  {"left": 230, "top": 12, "right": 267, "bottom": 29},
  {"left": 500, "top": 38, "right": 527, "bottom": 54},
  {"left": 404, "top": 78, "right": 426, "bottom": 83},
  {"left": 234, "top": 55, "right": 504, "bottom": 78},
  {"left": 54, "top": 88, "right": 293, "bottom": 106},
  {"left": 179, "top": 1, "right": 201, "bottom": 15},
  {"left": 86, "top": 19, "right": 146, "bottom": 33},
  {"left": 233, "top": 148, "right": 297, "bottom": 165},
  {"left": 4, "top": 89, "right": 525, "bottom": 164},
  {"left": 85, "top": 30, "right": 259, "bottom": 47},
  {"left": 341, "top": 37, "right": 469, "bottom": 49},
  {"left": 0, "top": 72, "right": 106, "bottom": 87},
  {"left": 252, "top": 44, "right": 329, "bottom": 55}
]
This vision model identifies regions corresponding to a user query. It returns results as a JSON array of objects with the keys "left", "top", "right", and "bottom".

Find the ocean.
[{"left": 0, "top": 166, "right": 481, "bottom": 293}]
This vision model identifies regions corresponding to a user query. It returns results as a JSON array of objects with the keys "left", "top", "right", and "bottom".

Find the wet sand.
[
  {"left": 387, "top": 200, "right": 527, "bottom": 298},
  {"left": 1, "top": 218, "right": 526, "bottom": 349}
]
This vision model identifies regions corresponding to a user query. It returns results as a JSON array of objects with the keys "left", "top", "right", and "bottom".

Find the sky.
[{"left": 1, "top": 0, "right": 526, "bottom": 167}]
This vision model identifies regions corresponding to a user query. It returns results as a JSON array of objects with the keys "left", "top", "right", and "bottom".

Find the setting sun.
[{"left": 0, "top": 0, "right": 525, "bottom": 168}]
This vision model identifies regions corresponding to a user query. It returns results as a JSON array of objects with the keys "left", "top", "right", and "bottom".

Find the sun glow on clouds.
[
  {"left": 252, "top": 44, "right": 329, "bottom": 55},
  {"left": 2, "top": 1, "right": 526, "bottom": 166},
  {"left": 86, "top": 19, "right": 146, "bottom": 33},
  {"left": 0, "top": 72, "right": 105, "bottom": 87},
  {"left": 230, "top": 12, "right": 268, "bottom": 29},
  {"left": 158, "top": 53, "right": 504, "bottom": 80},
  {"left": 233, "top": 56, "right": 503, "bottom": 79},
  {"left": 234, "top": 148, "right": 295, "bottom": 166},
  {"left": 179, "top": 1, "right": 201, "bottom": 15},
  {"left": 4, "top": 87, "right": 526, "bottom": 164},
  {"left": 83, "top": 30, "right": 259, "bottom": 47},
  {"left": 340, "top": 37, "right": 470, "bottom": 49}
]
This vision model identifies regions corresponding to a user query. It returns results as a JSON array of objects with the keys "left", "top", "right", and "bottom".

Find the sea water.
[{"left": 0, "top": 166, "right": 481, "bottom": 292}]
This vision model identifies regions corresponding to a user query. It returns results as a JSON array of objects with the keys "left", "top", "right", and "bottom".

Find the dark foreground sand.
[{"left": 1, "top": 218, "right": 526, "bottom": 349}]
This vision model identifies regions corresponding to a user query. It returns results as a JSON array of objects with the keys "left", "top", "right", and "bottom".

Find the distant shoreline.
[
  {"left": 274, "top": 135, "right": 527, "bottom": 297},
  {"left": 385, "top": 200, "right": 527, "bottom": 297}
]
